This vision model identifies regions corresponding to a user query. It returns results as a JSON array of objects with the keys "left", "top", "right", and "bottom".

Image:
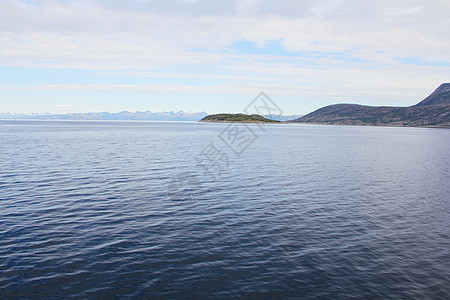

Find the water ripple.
[{"left": 0, "top": 121, "right": 449, "bottom": 299}]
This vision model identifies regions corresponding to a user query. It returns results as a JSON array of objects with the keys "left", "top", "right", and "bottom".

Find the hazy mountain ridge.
[
  {"left": 0, "top": 111, "right": 301, "bottom": 122},
  {"left": 263, "top": 114, "right": 303, "bottom": 121},
  {"left": 0, "top": 110, "right": 209, "bottom": 121},
  {"left": 292, "top": 83, "right": 450, "bottom": 128}
]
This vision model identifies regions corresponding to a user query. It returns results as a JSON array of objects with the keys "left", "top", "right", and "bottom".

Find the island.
[
  {"left": 199, "top": 113, "right": 281, "bottom": 123},
  {"left": 290, "top": 83, "right": 450, "bottom": 128}
]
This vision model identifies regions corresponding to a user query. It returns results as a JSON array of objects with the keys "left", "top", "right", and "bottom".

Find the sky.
[{"left": 1, "top": 0, "right": 449, "bottom": 115}]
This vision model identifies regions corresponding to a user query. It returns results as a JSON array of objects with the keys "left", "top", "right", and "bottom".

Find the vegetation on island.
[{"left": 199, "top": 113, "right": 281, "bottom": 123}]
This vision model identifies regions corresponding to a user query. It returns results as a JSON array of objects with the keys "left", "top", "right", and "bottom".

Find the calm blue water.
[{"left": 1, "top": 120, "right": 449, "bottom": 299}]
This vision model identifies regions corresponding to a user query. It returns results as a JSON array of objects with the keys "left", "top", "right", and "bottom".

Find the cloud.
[
  {"left": 1, "top": 0, "right": 449, "bottom": 68},
  {"left": 0, "top": 0, "right": 449, "bottom": 110}
]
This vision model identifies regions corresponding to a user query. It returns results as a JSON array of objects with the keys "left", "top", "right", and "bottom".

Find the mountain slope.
[
  {"left": 415, "top": 83, "right": 450, "bottom": 106},
  {"left": 292, "top": 83, "right": 450, "bottom": 128}
]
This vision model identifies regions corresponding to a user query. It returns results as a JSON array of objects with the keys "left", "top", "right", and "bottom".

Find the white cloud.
[
  {"left": 1, "top": 0, "right": 449, "bottom": 64},
  {"left": 0, "top": 0, "right": 449, "bottom": 110}
]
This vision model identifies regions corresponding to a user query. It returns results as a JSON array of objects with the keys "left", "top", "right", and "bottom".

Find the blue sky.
[{"left": 1, "top": 0, "right": 449, "bottom": 115}]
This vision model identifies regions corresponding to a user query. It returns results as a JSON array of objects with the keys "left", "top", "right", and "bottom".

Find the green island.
[{"left": 199, "top": 113, "right": 281, "bottom": 123}]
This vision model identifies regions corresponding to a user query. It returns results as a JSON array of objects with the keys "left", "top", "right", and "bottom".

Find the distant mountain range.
[
  {"left": 291, "top": 83, "right": 450, "bottom": 128},
  {"left": 0, "top": 110, "right": 302, "bottom": 122},
  {"left": 6, "top": 83, "right": 448, "bottom": 127},
  {"left": 264, "top": 114, "right": 303, "bottom": 121},
  {"left": 0, "top": 110, "right": 209, "bottom": 121}
]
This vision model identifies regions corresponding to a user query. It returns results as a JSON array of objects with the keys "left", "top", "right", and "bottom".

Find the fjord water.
[{"left": 1, "top": 120, "right": 449, "bottom": 299}]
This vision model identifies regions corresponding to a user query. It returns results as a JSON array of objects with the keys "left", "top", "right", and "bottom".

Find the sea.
[{"left": 0, "top": 120, "right": 449, "bottom": 299}]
